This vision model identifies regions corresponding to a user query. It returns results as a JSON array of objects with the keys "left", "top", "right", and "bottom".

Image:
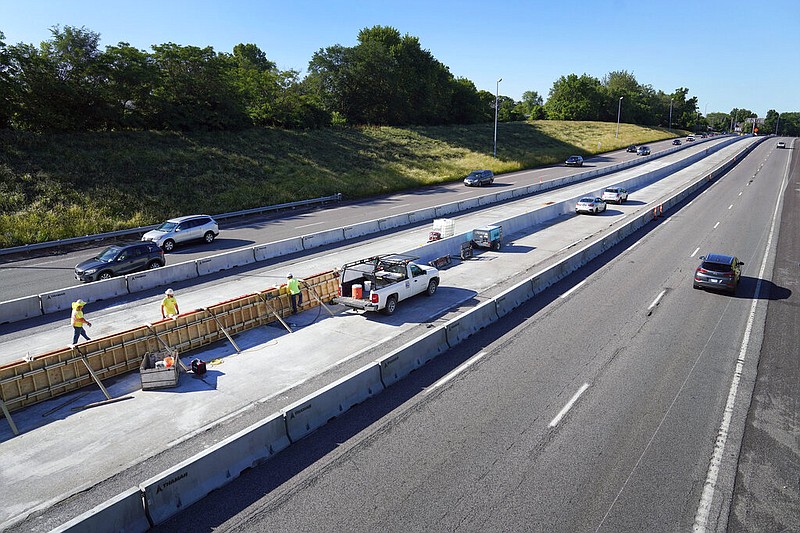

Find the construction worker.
[
  {"left": 287, "top": 273, "right": 302, "bottom": 314},
  {"left": 70, "top": 299, "right": 92, "bottom": 345},
  {"left": 161, "top": 288, "right": 180, "bottom": 319}
]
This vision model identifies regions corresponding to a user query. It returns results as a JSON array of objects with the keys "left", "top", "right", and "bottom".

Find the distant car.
[
  {"left": 565, "top": 155, "right": 584, "bottom": 167},
  {"left": 463, "top": 169, "right": 494, "bottom": 187},
  {"left": 686, "top": 136, "right": 695, "bottom": 142},
  {"left": 700, "top": 134, "right": 707, "bottom": 138},
  {"left": 693, "top": 253, "right": 744, "bottom": 295},
  {"left": 637, "top": 146, "right": 651, "bottom": 156},
  {"left": 142, "top": 214, "right": 219, "bottom": 252},
  {"left": 602, "top": 187, "right": 628, "bottom": 204},
  {"left": 75, "top": 242, "right": 165, "bottom": 282},
  {"left": 672, "top": 139, "right": 682, "bottom": 145},
  {"left": 626, "top": 145, "right": 638, "bottom": 153},
  {"left": 777, "top": 141, "right": 786, "bottom": 149},
  {"left": 575, "top": 197, "right": 607, "bottom": 215}
]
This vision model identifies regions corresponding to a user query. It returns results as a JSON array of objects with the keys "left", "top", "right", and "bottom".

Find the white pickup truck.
[{"left": 333, "top": 254, "right": 440, "bottom": 315}]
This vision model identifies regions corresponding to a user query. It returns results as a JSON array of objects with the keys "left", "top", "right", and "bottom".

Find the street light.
[
  {"left": 776, "top": 112, "right": 781, "bottom": 135},
  {"left": 615, "top": 96, "right": 623, "bottom": 138},
  {"left": 669, "top": 99, "right": 673, "bottom": 132},
  {"left": 493, "top": 78, "right": 502, "bottom": 158}
]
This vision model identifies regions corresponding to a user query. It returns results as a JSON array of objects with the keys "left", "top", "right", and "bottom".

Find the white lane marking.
[
  {"left": 647, "top": 290, "right": 666, "bottom": 312},
  {"left": 690, "top": 247, "right": 700, "bottom": 258},
  {"left": 738, "top": 192, "right": 743, "bottom": 196},
  {"left": 713, "top": 222, "right": 720, "bottom": 229},
  {"left": 626, "top": 241, "right": 640, "bottom": 252},
  {"left": 389, "top": 203, "right": 411, "bottom": 210},
  {"left": 693, "top": 136, "right": 789, "bottom": 533},
  {"left": 549, "top": 383, "right": 590, "bottom": 427},
  {"left": 425, "top": 352, "right": 486, "bottom": 394},
  {"left": 728, "top": 204, "right": 733, "bottom": 210},
  {"left": 296, "top": 221, "right": 325, "bottom": 229},
  {"left": 560, "top": 279, "right": 587, "bottom": 299},
  {"left": 686, "top": 199, "right": 695, "bottom": 207}
]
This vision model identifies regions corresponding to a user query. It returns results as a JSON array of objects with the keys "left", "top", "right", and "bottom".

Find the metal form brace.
[
  {"left": 257, "top": 293, "right": 293, "bottom": 333},
  {"left": 146, "top": 324, "right": 189, "bottom": 372},
  {"left": 0, "top": 398, "right": 19, "bottom": 436},
  {"left": 205, "top": 308, "right": 242, "bottom": 354}
]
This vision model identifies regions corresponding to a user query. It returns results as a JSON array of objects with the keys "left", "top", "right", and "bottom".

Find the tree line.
[{"left": 1, "top": 25, "right": 797, "bottom": 135}]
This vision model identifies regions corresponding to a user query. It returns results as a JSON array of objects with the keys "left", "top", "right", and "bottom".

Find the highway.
[
  {"left": 0, "top": 137, "right": 687, "bottom": 301},
  {"left": 2, "top": 136, "right": 796, "bottom": 532},
  {"left": 148, "top": 139, "right": 795, "bottom": 532}
]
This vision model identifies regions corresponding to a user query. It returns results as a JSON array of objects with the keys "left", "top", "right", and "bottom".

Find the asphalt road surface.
[{"left": 150, "top": 143, "right": 796, "bottom": 531}]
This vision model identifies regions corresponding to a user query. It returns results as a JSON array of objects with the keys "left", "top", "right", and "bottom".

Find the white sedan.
[{"left": 575, "top": 197, "right": 607, "bottom": 215}]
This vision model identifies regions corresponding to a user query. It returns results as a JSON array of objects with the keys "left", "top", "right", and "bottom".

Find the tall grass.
[{"left": 0, "top": 121, "right": 681, "bottom": 247}]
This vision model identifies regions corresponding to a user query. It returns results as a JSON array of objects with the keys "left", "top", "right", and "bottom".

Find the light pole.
[
  {"left": 615, "top": 96, "right": 623, "bottom": 138},
  {"left": 493, "top": 78, "right": 502, "bottom": 158},
  {"left": 776, "top": 112, "right": 781, "bottom": 135},
  {"left": 669, "top": 99, "right": 673, "bottom": 132}
]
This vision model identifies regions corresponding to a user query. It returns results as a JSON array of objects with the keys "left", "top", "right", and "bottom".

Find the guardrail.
[
  {"left": 49, "top": 135, "right": 764, "bottom": 532},
  {"left": 0, "top": 193, "right": 343, "bottom": 257}
]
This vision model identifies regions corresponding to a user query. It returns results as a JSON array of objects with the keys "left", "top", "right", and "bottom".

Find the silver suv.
[{"left": 142, "top": 215, "right": 219, "bottom": 252}]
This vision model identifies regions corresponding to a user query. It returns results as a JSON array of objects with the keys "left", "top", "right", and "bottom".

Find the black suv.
[{"left": 75, "top": 242, "right": 165, "bottom": 282}]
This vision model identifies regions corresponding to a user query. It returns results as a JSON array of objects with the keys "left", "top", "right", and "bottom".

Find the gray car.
[
  {"left": 75, "top": 242, "right": 165, "bottom": 282},
  {"left": 463, "top": 170, "right": 494, "bottom": 187},
  {"left": 693, "top": 253, "right": 743, "bottom": 294},
  {"left": 142, "top": 214, "right": 219, "bottom": 252}
]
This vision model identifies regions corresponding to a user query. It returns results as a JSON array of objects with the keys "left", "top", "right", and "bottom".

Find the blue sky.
[{"left": 2, "top": 0, "right": 798, "bottom": 117}]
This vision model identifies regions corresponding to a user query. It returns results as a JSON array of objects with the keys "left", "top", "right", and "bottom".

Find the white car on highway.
[{"left": 575, "top": 197, "right": 607, "bottom": 215}]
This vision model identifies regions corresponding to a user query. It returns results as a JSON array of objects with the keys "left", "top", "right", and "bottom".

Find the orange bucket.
[
  {"left": 163, "top": 356, "right": 174, "bottom": 368},
  {"left": 352, "top": 284, "right": 363, "bottom": 299}
]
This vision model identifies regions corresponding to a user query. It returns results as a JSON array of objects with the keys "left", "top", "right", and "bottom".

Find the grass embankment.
[{"left": 0, "top": 121, "right": 681, "bottom": 247}]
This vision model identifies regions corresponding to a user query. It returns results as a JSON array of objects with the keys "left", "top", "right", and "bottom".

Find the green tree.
[
  {"left": 515, "top": 90, "right": 544, "bottom": 119},
  {"left": 98, "top": 42, "right": 160, "bottom": 129},
  {"left": 544, "top": 73, "right": 605, "bottom": 121},
  {"left": 150, "top": 43, "right": 247, "bottom": 130},
  {"left": 0, "top": 31, "right": 12, "bottom": 128}
]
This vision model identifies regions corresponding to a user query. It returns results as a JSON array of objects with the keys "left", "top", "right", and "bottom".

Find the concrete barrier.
[
  {"left": 126, "top": 261, "right": 199, "bottom": 293},
  {"left": 343, "top": 220, "right": 381, "bottom": 240},
  {"left": 301, "top": 228, "right": 346, "bottom": 250},
  {"left": 378, "top": 325, "right": 450, "bottom": 387},
  {"left": 40, "top": 278, "right": 128, "bottom": 314},
  {"left": 195, "top": 247, "right": 257, "bottom": 276},
  {"left": 408, "top": 207, "right": 437, "bottom": 224},
  {"left": 253, "top": 237, "right": 304, "bottom": 261},
  {"left": 0, "top": 295, "right": 42, "bottom": 324},
  {"left": 494, "top": 279, "right": 535, "bottom": 318},
  {"left": 281, "top": 363, "right": 384, "bottom": 442},
  {"left": 444, "top": 299, "right": 499, "bottom": 347},
  {"left": 50, "top": 486, "right": 150, "bottom": 533},
  {"left": 378, "top": 214, "right": 411, "bottom": 231},
  {"left": 141, "top": 412, "right": 289, "bottom": 526}
]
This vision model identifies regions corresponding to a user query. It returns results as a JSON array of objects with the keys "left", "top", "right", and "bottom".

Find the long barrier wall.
[
  {"left": 0, "top": 273, "right": 339, "bottom": 413},
  {"left": 0, "top": 136, "right": 740, "bottom": 326},
  {"left": 46, "top": 136, "right": 766, "bottom": 531}
]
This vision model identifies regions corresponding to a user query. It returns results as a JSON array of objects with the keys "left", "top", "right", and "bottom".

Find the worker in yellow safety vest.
[
  {"left": 70, "top": 299, "right": 92, "bottom": 345},
  {"left": 161, "top": 288, "right": 180, "bottom": 319},
  {"left": 287, "top": 273, "right": 302, "bottom": 314}
]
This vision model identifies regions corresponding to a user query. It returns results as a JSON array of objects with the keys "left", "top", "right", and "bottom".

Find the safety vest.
[
  {"left": 287, "top": 278, "right": 301, "bottom": 295},
  {"left": 71, "top": 307, "right": 86, "bottom": 327},
  {"left": 162, "top": 296, "right": 178, "bottom": 315}
]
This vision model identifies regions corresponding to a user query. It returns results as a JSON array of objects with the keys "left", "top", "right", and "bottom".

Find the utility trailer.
[{"left": 333, "top": 254, "right": 440, "bottom": 315}]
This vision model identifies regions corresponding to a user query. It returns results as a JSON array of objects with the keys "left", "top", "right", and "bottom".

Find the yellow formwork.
[{"left": 0, "top": 270, "right": 340, "bottom": 414}]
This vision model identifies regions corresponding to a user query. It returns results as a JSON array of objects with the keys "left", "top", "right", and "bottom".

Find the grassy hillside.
[{"left": 0, "top": 121, "right": 681, "bottom": 247}]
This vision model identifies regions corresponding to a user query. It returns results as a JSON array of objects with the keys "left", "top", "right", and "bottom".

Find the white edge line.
[
  {"left": 690, "top": 247, "right": 700, "bottom": 258},
  {"left": 425, "top": 351, "right": 486, "bottom": 394},
  {"left": 713, "top": 221, "right": 720, "bottom": 229},
  {"left": 549, "top": 383, "right": 590, "bottom": 427},
  {"left": 560, "top": 279, "right": 587, "bottom": 299}
]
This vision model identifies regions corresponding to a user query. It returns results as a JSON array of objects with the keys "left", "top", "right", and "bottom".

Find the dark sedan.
[{"left": 75, "top": 242, "right": 165, "bottom": 282}]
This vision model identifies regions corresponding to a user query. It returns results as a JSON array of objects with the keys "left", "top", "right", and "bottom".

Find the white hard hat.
[
  {"left": 165, "top": 288, "right": 174, "bottom": 295},
  {"left": 75, "top": 299, "right": 86, "bottom": 306},
  {"left": 287, "top": 273, "right": 293, "bottom": 278}
]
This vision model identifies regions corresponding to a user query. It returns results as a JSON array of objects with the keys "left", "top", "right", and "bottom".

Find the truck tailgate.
[{"left": 333, "top": 296, "right": 373, "bottom": 310}]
